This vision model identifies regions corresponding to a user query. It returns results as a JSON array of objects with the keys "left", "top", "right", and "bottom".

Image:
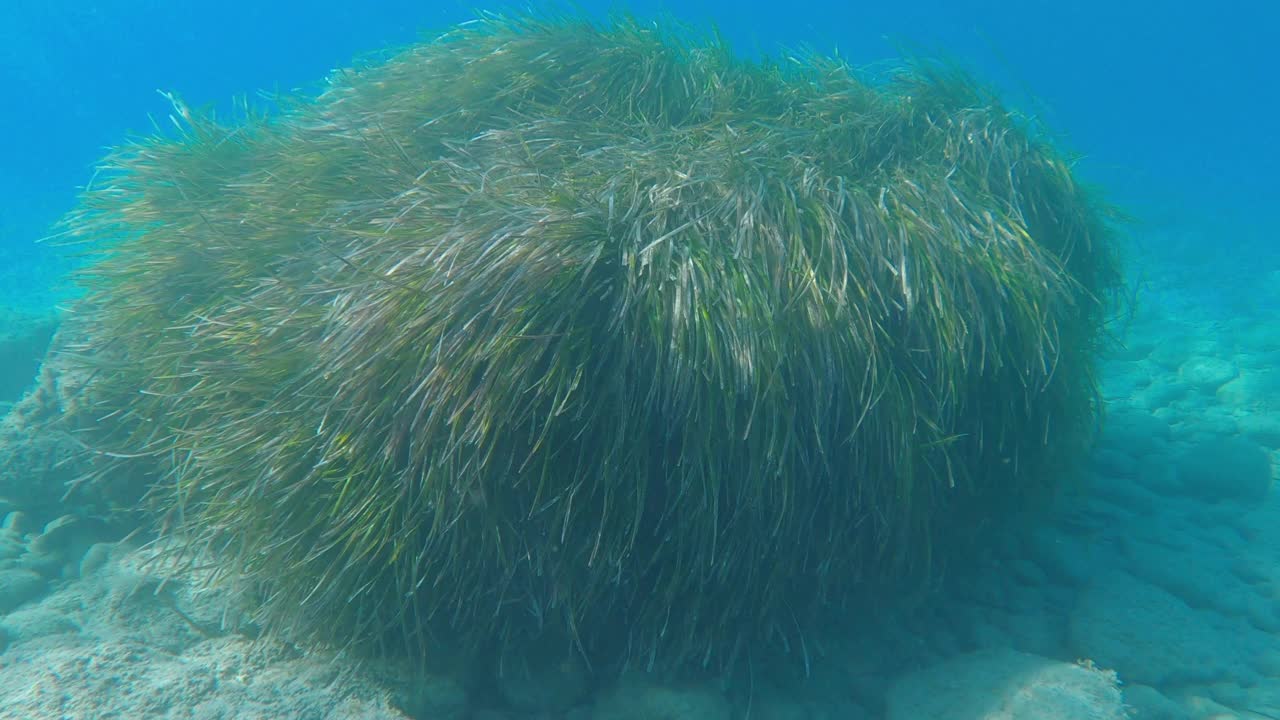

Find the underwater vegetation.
[{"left": 58, "top": 14, "right": 1120, "bottom": 676}]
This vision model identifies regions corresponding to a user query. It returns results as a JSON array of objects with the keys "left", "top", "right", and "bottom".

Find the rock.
[
  {"left": 1150, "top": 341, "right": 1193, "bottom": 371},
  {"left": 884, "top": 648, "right": 1128, "bottom": 720},
  {"left": 1, "top": 511, "right": 29, "bottom": 534},
  {"left": 1206, "top": 680, "right": 1249, "bottom": 708},
  {"left": 1240, "top": 414, "right": 1280, "bottom": 448},
  {"left": 1247, "top": 597, "right": 1280, "bottom": 633},
  {"left": 1253, "top": 647, "right": 1280, "bottom": 678},
  {"left": 1179, "top": 694, "right": 1240, "bottom": 719},
  {"left": 1068, "top": 570, "right": 1259, "bottom": 686},
  {"left": 0, "top": 634, "right": 417, "bottom": 720},
  {"left": 1179, "top": 357, "right": 1238, "bottom": 392},
  {"left": 0, "top": 537, "right": 431, "bottom": 719},
  {"left": 1134, "top": 460, "right": 1180, "bottom": 495},
  {"left": 1108, "top": 334, "right": 1156, "bottom": 362},
  {"left": 1027, "top": 526, "right": 1111, "bottom": 587},
  {"left": 1102, "top": 369, "right": 1148, "bottom": 400},
  {"left": 984, "top": 608, "right": 1067, "bottom": 659},
  {"left": 0, "top": 606, "right": 80, "bottom": 643},
  {"left": 27, "top": 514, "right": 78, "bottom": 555},
  {"left": 1089, "top": 448, "right": 1138, "bottom": 478},
  {"left": 0, "top": 314, "right": 55, "bottom": 404},
  {"left": 1123, "top": 538, "right": 1253, "bottom": 617},
  {"left": 0, "top": 529, "right": 24, "bottom": 562},
  {"left": 1183, "top": 408, "right": 1241, "bottom": 440},
  {"left": 0, "top": 332, "right": 111, "bottom": 524},
  {"left": 0, "top": 568, "right": 46, "bottom": 614},
  {"left": 1219, "top": 370, "right": 1280, "bottom": 411},
  {"left": 1135, "top": 377, "right": 1189, "bottom": 411},
  {"left": 77, "top": 542, "right": 114, "bottom": 578},
  {"left": 1008, "top": 558, "right": 1049, "bottom": 587},
  {"left": 1122, "top": 683, "right": 1190, "bottom": 720},
  {"left": 15, "top": 548, "right": 64, "bottom": 578},
  {"left": 1239, "top": 323, "right": 1280, "bottom": 357},
  {"left": 1102, "top": 407, "right": 1172, "bottom": 448},
  {"left": 594, "top": 675, "right": 732, "bottom": 720},
  {"left": 1175, "top": 436, "right": 1273, "bottom": 503},
  {"left": 1239, "top": 676, "right": 1280, "bottom": 715},
  {"left": 1083, "top": 472, "right": 1159, "bottom": 514}
]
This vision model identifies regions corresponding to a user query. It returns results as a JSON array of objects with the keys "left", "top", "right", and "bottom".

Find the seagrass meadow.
[{"left": 58, "top": 14, "right": 1121, "bottom": 677}]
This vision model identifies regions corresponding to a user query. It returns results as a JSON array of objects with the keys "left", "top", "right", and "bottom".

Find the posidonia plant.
[{"left": 61, "top": 13, "right": 1120, "bottom": 676}]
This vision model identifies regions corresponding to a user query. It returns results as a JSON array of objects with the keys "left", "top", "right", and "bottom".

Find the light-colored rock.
[
  {"left": 1, "top": 511, "right": 29, "bottom": 534},
  {"left": 1219, "top": 369, "right": 1280, "bottom": 411},
  {"left": 885, "top": 648, "right": 1128, "bottom": 720},
  {"left": 0, "top": 606, "right": 79, "bottom": 643},
  {"left": 0, "top": 634, "right": 416, "bottom": 720},
  {"left": 1179, "top": 357, "right": 1238, "bottom": 392},
  {"left": 0, "top": 568, "right": 46, "bottom": 614},
  {"left": 0, "top": 542, "right": 444, "bottom": 720},
  {"left": 76, "top": 541, "right": 113, "bottom": 578}
]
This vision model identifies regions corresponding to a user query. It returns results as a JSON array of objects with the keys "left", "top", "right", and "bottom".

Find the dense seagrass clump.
[{"left": 62, "top": 15, "right": 1120, "bottom": 672}]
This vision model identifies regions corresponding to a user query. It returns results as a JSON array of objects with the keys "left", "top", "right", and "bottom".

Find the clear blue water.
[{"left": 2, "top": 0, "right": 1275, "bottom": 260}]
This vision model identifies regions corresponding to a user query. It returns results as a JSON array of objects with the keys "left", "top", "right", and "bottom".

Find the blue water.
[{"left": 2, "top": 0, "right": 1275, "bottom": 261}]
